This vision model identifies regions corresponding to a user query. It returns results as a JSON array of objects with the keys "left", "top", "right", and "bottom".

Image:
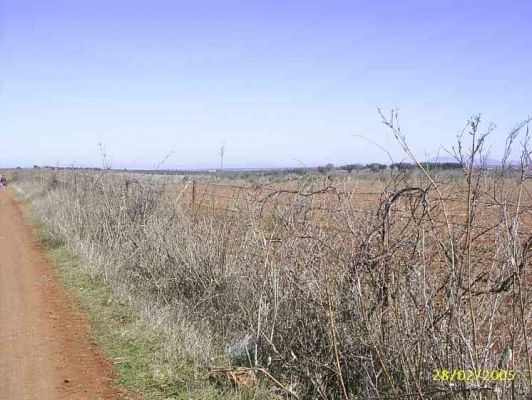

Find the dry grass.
[{"left": 10, "top": 118, "right": 532, "bottom": 399}]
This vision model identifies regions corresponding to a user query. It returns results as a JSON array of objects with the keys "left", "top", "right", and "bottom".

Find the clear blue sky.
[{"left": 1, "top": 0, "right": 531, "bottom": 169}]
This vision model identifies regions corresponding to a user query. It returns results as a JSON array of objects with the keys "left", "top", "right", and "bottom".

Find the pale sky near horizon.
[{"left": 1, "top": 0, "right": 531, "bottom": 169}]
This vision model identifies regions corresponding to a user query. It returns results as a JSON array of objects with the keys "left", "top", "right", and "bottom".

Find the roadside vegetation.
[
  {"left": 16, "top": 202, "right": 275, "bottom": 400},
  {"left": 11, "top": 114, "right": 531, "bottom": 399}
]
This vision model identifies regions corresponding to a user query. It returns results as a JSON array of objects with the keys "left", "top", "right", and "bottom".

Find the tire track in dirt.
[{"left": 0, "top": 189, "right": 126, "bottom": 399}]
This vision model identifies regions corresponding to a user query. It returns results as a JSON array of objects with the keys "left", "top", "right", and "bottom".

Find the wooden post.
[{"left": 191, "top": 180, "right": 196, "bottom": 207}]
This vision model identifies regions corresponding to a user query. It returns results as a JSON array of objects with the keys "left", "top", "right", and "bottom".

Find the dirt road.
[{"left": 0, "top": 189, "right": 123, "bottom": 399}]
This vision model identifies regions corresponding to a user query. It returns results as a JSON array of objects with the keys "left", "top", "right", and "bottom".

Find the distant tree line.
[
  {"left": 36, "top": 165, "right": 106, "bottom": 171},
  {"left": 336, "top": 163, "right": 387, "bottom": 172},
  {"left": 317, "top": 161, "right": 465, "bottom": 174},
  {"left": 423, "top": 162, "right": 463, "bottom": 170},
  {"left": 27, "top": 162, "right": 464, "bottom": 176}
]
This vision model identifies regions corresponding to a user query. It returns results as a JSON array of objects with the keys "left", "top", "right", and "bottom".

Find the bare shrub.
[{"left": 13, "top": 116, "right": 531, "bottom": 399}]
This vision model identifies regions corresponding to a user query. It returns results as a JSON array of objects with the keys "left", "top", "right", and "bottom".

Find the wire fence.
[
  {"left": 172, "top": 180, "right": 532, "bottom": 237},
  {"left": 27, "top": 171, "right": 532, "bottom": 237}
]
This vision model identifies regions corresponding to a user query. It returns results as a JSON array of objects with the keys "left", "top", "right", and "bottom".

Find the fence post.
[{"left": 191, "top": 179, "right": 196, "bottom": 207}]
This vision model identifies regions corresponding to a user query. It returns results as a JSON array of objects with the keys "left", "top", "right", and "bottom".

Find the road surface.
[{"left": 0, "top": 189, "right": 123, "bottom": 399}]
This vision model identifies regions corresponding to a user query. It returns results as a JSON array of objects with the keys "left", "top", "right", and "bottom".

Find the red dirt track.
[{"left": 0, "top": 189, "right": 123, "bottom": 399}]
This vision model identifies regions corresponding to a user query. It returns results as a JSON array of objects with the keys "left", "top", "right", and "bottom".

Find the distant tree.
[
  {"left": 391, "top": 162, "right": 415, "bottom": 171},
  {"left": 340, "top": 163, "right": 365, "bottom": 173},
  {"left": 286, "top": 168, "right": 308, "bottom": 176},
  {"left": 33, "top": 165, "right": 40, "bottom": 169},
  {"left": 366, "top": 163, "right": 387, "bottom": 172},
  {"left": 317, "top": 163, "right": 335, "bottom": 174},
  {"left": 425, "top": 162, "right": 463, "bottom": 170}
]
